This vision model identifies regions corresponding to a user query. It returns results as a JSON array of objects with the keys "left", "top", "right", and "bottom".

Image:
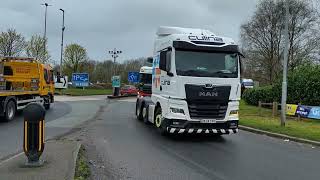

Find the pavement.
[
  {"left": 0, "top": 95, "right": 106, "bottom": 161},
  {"left": 0, "top": 140, "right": 81, "bottom": 180},
  {"left": 74, "top": 97, "right": 320, "bottom": 180},
  {"left": 0, "top": 95, "right": 107, "bottom": 180}
]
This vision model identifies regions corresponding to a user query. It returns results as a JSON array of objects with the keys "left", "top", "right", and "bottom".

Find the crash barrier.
[
  {"left": 287, "top": 104, "right": 320, "bottom": 120},
  {"left": 258, "top": 101, "right": 279, "bottom": 117},
  {"left": 23, "top": 103, "right": 46, "bottom": 166}
]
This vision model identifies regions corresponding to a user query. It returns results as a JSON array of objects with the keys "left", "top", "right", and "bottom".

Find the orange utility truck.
[{"left": 0, "top": 57, "right": 54, "bottom": 121}]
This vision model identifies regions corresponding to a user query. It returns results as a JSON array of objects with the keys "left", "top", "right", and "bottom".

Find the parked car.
[
  {"left": 241, "top": 79, "right": 254, "bottom": 89},
  {"left": 120, "top": 85, "right": 138, "bottom": 96}
]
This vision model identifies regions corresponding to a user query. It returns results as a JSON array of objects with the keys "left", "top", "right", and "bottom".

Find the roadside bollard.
[{"left": 23, "top": 103, "right": 46, "bottom": 166}]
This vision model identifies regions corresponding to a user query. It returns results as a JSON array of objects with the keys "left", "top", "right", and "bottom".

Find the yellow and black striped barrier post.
[{"left": 23, "top": 103, "right": 45, "bottom": 167}]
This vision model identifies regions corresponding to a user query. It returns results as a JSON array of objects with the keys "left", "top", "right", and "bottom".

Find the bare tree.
[
  {"left": 241, "top": 0, "right": 283, "bottom": 84},
  {"left": 241, "top": 0, "right": 319, "bottom": 84},
  {"left": 0, "top": 29, "right": 26, "bottom": 56},
  {"left": 26, "top": 35, "right": 50, "bottom": 63},
  {"left": 63, "top": 43, "right": 88, "bottom": 77}
]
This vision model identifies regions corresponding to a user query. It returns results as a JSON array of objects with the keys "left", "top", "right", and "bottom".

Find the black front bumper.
[{"left": 163, "top": 119, "right": 239, "bottom": 134}]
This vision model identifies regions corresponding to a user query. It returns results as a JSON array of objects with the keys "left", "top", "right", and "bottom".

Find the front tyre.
[
  {"left": 4, "top": 100, "right": 16, "bottom": 122},
  {"left": 154, "top": 107, "right": 167, "bottom": 136}
]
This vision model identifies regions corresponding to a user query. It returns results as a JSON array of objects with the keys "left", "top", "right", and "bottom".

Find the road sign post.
[
  {"left": 72, "top": 73, "right": 89, "bottom": 87},
  {"left": 23, "top": 103, "right": 46, "bottom": 167}
]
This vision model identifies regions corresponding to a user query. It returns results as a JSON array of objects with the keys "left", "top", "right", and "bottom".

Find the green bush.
[
  {"left": 243, "top": 64, "right": 320, "bottom": 106},
  {"left": 242, "top": 86, "right": 277, "bottom": 105}
]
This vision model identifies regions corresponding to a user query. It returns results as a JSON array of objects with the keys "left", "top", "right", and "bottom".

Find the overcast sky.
[{"left": 0, "top": 0, "right": 262, "bottom": 63}]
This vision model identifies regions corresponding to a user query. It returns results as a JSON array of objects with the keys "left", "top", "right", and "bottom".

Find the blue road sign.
[
  {"left": 72, "top": 73, "right": 89, "bottom": 87},
  {"left": 128, "top": 72, "right": 140, "bottom": 83}
]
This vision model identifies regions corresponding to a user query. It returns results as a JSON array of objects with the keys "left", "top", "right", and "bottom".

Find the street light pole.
[
  {"left": 108, "top": 48, "right": 122, "bottom": 96},
  {"left": 59, "top": 9, "right": 65, "bottom": 75},
  {"left": 41, "top": 3, "right": 51, "bottom": 55},
  {"left": 281, "top": 0, "right": 290, "bottom": 127}
]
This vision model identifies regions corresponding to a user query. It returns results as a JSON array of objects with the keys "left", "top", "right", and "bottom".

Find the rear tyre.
[
  {"left": 142, "top": 106, "right": 150, "bottom": 124},
  {"left": 136, "top": 103, "right": 143, "bottom": 120},
  {"left": 4, "top": 100, "right": 16, "bottom": 122},
  {"left": 44, "top": 96, "right": 51, "bottom": 110},
  {"left": 44, "top": 103, "right": 50, "bottom": 110},
  {"left": 154, "top": 107, "right": 167, "bottom": 136}
]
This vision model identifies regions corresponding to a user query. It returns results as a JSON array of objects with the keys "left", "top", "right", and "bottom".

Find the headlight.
[
  {"left": 229, "top": 110, "right": 239, "bottom": 117},
  {"left": 170, "top": 107, "right": 185, "bottom": 114}
]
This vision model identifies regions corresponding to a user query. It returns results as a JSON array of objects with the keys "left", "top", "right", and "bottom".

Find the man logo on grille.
[{"left": 199, "top": 91, "right": 218, "bottom": 97}]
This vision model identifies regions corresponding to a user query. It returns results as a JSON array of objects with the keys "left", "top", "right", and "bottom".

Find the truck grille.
[
  {"left": 187, "top": 101, "right": 228, "bottom": 119},
  {"left": 185, "top": 84, "right": 231, "bottom": 119}
]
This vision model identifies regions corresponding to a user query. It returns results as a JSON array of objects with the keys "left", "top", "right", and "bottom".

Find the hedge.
[{"left": 243, "top": 64, "right": 320, "bottom": 106}]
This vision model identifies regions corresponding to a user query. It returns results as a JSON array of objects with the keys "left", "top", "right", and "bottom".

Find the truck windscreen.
[
  {"left": 175, "top": 50, "right": 238, "bottom": 78},
  {"left": 140, "top": 73, "right": 152, "bottom": 84}
]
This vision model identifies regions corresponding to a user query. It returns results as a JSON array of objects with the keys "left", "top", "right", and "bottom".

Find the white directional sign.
[{"left": 54, "top": 76, "right": 68, "bottom": 89}]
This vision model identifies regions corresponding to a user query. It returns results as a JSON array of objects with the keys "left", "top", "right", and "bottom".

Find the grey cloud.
[{"left": 1, "top": 0, "right": 260, "bottom": 63}]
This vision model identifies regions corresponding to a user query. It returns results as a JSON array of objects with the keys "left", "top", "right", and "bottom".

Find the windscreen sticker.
[{"left": 152, "top": 54, "right": 161, "bottom": 89}]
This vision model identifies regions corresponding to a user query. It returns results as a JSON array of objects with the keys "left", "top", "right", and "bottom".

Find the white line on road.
[
  {"left": 117, "top": 98, "right": 137, "bottom": 103},
  {"left": 0, "top": 152, "right": 24, "bottom": 166}
]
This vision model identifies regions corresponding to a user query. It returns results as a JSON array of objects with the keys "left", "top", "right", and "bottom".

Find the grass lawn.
[
  {"left": 240, "top": 101, "right": 320, "bottom": 142},
  {"left": 55, "top": 88, "right": 113, "bottom": 96}
]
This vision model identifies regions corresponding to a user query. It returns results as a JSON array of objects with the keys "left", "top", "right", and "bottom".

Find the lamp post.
[
  {"left": 281, "top": 0, "right": 290, "bottom": 127},
  {"left": 59, "top": 8, "right": 65, "bottom": 75},
  {"left": 108, "top": 48, "right": 122, "bottom": 96},
  {"left": 41, "top": 3, "right": 52, "bottom": 55}
]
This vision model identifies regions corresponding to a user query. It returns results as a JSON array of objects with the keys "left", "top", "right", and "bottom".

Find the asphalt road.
[
  {"left": 0, "top": 95, "right": 107, "bottom": 161},
  {"left": 80, "top": 98, "right": 320, "bottom": 180}
]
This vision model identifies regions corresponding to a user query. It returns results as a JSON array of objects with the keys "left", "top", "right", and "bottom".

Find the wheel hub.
[
  {"left": 8, "top": 106, "right": 14, "bottom": 119},
  {"left": 155, "top": 114, "right": 162, "bottom": 128}
]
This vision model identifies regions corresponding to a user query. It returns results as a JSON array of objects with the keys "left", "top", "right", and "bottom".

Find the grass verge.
[
  {"left": 56, "top": 88, "right": 112, "bottom": 96},
  {"left": 74, "top": 146, "right": 91, "bottom": 180},
  {"left": 240, "top": 101, "right": 320, "bottom": 142}
]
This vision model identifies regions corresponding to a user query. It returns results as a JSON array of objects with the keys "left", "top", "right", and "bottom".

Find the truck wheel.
[
  {"left": 154, "top": 107, "right": 167, "bottom": 135},
  {"left": 4, "top": 100, "right": 16, "bottom": 122},
  {"left": 142, "top": 106, "right": 150, "bottom": 124},
  {"left": 136, "top": 103, "right": 143, "bottom": 120},
  {"left": 44, "top": 103, "right": 50, "bottom": 110}
]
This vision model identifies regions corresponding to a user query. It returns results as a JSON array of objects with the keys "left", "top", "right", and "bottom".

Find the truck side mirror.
[
  {"left": 147, "top": 57, "right": 153, "bottom": 64},
  {"left": 159, "top": 51, "right": 167, "bottom": 71},
  {"left": 239, "top": 53, "right": 245, "bottom": 75},
  {"left": 167, "top": 72, "right": 174, "bottom": 77}
]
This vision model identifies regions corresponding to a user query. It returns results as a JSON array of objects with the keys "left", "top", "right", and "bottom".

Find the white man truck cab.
[{"left": 136, "top": 26, "right": 242, "bottom": 135}]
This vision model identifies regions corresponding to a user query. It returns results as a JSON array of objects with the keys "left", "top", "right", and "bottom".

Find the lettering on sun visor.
[{"left": 188, "top": 35, "right": 223, "bottom": 42}]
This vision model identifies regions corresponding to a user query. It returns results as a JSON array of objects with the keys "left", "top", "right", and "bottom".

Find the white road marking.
[
  {"left": 188, "top": 129, "right": 194, "bottom": 133},
  {"left": 0, "top": 152, "right": 24, "bottom": 166},
  {"left": 55, "top": 95, "right": 106, "bottom": 102},
  {"left": 221, "top": 129, "right": 226, "bottom": 134},
  {"left": 205, "top": 129, "right": 209, "bottom": 133},
  {"left": 118, "top": 98, "right": 137, "bottom": 103},
  {"left": 197, "top": 129, "right": 202, "bottom": 133}
]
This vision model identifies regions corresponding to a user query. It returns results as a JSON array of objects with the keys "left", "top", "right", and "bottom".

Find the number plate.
[{"left": 200, "top": 119, "right": 217, "bottom": 123}]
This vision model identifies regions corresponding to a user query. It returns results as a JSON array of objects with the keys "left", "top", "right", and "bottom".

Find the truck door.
[{"left": 159, "top": 48, "right": 174, "bottom": 96}]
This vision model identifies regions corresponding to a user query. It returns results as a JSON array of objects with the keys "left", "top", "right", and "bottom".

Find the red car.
[{"left": 120, "top": 85, "right": 138, "bottom": 96}]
